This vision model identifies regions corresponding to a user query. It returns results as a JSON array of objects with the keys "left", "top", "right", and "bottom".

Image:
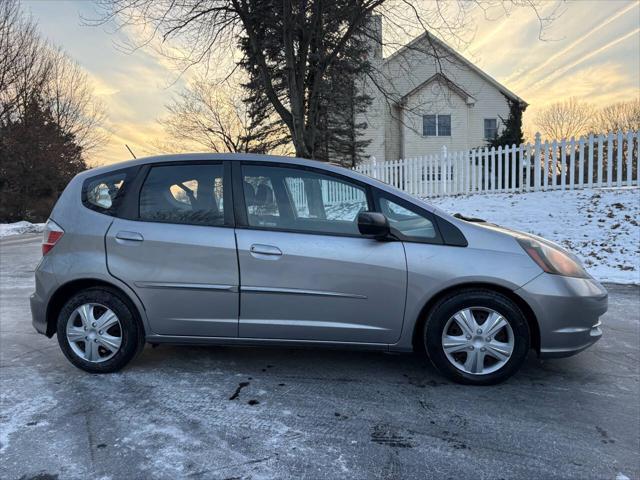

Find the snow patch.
[
  {"left": 429, "top": 187, "right": 640, "bottom": 284},
  {"left": 0, "top": 221, "right": 45, "bottom": 238}
]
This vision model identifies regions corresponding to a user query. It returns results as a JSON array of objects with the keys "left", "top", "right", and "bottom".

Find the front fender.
[{"left": 391, "top": 242, "right": 542, "bottom": 351}]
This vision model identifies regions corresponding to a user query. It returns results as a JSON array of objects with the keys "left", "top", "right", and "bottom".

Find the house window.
[
  {"left": 438, "top": 115, "right": 451, "bottom": 136},
  {"left": 423, "top": 115, "right": 436, "bottom": 136},
  {"left": 484, "top": 118, "right": 498, "bottom": 140},
  {"left": 423, "top": 114, "right": 451, "bottom": 137}
]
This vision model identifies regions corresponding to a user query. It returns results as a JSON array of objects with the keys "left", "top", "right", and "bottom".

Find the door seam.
[
  {"left": 234, "top": 229, "right": 242, "bottom": 337},
  {"left": 398, "top": 240, "right": 410, "bottom": 344},
  {"left": 104, "top": 219, "right": 154, "bottom": 334}
]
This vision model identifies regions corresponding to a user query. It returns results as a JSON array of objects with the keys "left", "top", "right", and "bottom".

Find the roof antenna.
[{"left": 125, "top": 144, "right": 137, "bottom": 159}]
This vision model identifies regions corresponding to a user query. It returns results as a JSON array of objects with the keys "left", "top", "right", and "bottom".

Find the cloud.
[
  {"left": 463, "top": 1, "right": 639, "bottom": 100},
  {"left": 25, "top": 0, "right": 640, "bottom": 167},
  {"left": 87, "top": 73, "right": 120, "bottom": 97},
  {"left": 502, "top": 1, "right": 639, "bottom": 86},
  {"left": 452, "top": 0, "right": 639, "bottom": 142},
  {"left": 91, "top": 120, "right": 168, "bottom": 167},
  {"left": 524, "top": 27, "right": 640, "bottom": 95},
  {"left": 522, "top": 61, "right": 640, "bottom": 134}
]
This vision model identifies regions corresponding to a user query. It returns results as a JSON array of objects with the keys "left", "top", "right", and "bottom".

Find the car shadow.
[{"left": 129, "top": 342, "right": 570, "bottom": 388}]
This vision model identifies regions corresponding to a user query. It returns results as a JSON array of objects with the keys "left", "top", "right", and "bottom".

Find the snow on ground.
[
  {"left": 429, "top": 187, "right": 640, "bottom": 284},
  {"left": 0, "top": 221, "right": 45, "bottom": 238}
]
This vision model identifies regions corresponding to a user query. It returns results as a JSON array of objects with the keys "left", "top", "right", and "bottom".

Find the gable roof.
[
  {"left": 399, "top": 72, "right": 476, "bottom": 106},
  {"left": 383, "top": 32, "right": 527, "bottom": 106}
]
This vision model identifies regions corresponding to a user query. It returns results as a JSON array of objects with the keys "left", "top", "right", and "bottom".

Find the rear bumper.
[
  {"left": 30, "top": 255, "right": 57, "bottom": 337},
  {"left": 30, "top": 291, "right": 48, "bottom": 335},
  {"left": 516, "top": 274, "right": 608, "bottom": 359}
]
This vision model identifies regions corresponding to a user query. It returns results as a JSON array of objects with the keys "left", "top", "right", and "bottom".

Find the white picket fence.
[
  {"left": 354, "top": 130, "right": 639, "bottom": 197},
  {"left": 287, "top": 177, "right": 363, "bottom": 208}
]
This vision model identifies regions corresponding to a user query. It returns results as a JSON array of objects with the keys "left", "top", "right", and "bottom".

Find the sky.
[{"left": 22, "top": 0, "right": 640, "bottom": 166}]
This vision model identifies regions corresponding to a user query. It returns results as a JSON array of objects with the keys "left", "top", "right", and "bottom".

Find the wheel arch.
[
  {"left": 411, "top": 282, "right": 540, "bottom": 355},
  {"left": 45, "top": 278, "right": 146, "bottom": 338}
]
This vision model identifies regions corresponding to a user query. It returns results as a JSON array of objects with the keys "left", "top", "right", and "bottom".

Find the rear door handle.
[
  {"left": 115, "top": 231, "right": 144, "bottom": 242},
  {"left": 250, "top": 244, "right": 282, "bottom": 256}
]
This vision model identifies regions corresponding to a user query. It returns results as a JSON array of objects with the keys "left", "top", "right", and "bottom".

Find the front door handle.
[
  {"left": 250, "top": 244, "right": 282, "bottom": 256},
  {"left": 115, "top": 231, "right": 144, "bottom": 242}
]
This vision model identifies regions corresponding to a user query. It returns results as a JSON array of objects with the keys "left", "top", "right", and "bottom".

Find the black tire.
[
  {"left": 424, "top": 289, "right": 530, "bottom": 385},
  {"left": 56, "top": 287, "right": 144, "bottom": 373}
]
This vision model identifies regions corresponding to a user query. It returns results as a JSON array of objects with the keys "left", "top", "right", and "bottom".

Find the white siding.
[
  {"left": 358, "top": 36, "right": 514, "bottom": 161},
  {"left": 356, "top": 73, "right": 387, "bottom": 162},
  {"left": 402, "top": 81, "right": 469, "bottom": 157}
]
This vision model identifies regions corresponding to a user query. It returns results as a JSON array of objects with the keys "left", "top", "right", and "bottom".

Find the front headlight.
[{"left": 517, "top": 236, "right": 589, "bottom": 278}]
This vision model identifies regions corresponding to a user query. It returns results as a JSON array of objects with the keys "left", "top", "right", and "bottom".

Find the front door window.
[{"left": 241, "top": 164, "right": 370, "bottom": 236}]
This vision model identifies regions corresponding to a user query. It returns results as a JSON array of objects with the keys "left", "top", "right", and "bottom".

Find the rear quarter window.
[{"left": 82, "top": 168, "right": 136, "bottom": 216}]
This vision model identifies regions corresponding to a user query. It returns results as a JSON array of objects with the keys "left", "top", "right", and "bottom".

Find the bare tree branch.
[
  {"left": 1, "top": 0, "right": 109, "bottom": 155},
  {"left": 591, "top": 100, "right": 640, "bottom": 134},
  {"left": 88, "top": 0, "right": 559, "bottom": 158},
  {"left": 535, "top": 98, "right": 594, "bottom": 140},
  {"left": 159, "top": 75, "right": 290, "bottom": 154}
]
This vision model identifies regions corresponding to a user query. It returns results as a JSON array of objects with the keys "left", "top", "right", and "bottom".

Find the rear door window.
[{"left": 139, "top": 164, "right": 225, "bottom": 226}]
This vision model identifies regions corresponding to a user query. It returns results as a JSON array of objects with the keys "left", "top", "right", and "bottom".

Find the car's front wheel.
[
  {"left": 424, "top": 289, "right": 530, "bottom": 385},
  {"left": 56, "top": 287, "right": 144, "bottom": 373}
]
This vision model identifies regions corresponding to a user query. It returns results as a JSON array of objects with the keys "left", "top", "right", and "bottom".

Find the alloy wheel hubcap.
[
  {"left": 66, "top": 303, "right": 122, "bottom": 363},
  {"left": 441, "top": 307, "right": 514, "bottom": 375}
]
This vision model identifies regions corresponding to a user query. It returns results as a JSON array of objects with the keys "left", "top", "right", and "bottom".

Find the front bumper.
[{"left": 516, "top": 273, "right": 608, "bottom": 358}]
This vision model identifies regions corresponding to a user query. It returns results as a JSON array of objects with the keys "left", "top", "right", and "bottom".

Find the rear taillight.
[{"left": 42, "top": 220, "right": 64, "bottom": 255}]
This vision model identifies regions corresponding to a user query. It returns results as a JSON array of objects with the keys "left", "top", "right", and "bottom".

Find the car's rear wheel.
[
  {"left": 424, "top": 289, "right": 530, "bottom": 385},
  {"left": 56, "top": 288, "right": 143, "bottom": 373}
]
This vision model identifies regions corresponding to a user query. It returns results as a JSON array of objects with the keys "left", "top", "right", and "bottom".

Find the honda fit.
[{"left": 30, "top": 153, "right": 607, "bottom": 384}]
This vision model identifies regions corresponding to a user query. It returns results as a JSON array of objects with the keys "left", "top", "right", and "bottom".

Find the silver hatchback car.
[{"left": 31, "top": 154, "right": 607, "bottom": 385}]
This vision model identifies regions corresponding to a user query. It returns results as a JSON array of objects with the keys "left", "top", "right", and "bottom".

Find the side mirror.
[{"left": 357, "top": 212, "right": 390, "bottom": 240}]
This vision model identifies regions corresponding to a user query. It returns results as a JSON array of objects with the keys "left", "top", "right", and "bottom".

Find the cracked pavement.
[{"left": 1, "top": 234, "right": 638, "bottom": 479}]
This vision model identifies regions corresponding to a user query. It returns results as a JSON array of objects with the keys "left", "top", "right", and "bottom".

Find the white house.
[{"left": 357, "top": 17, "right": 527, "bottom": 162}]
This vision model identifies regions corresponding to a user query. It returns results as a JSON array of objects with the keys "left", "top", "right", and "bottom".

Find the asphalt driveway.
[{"left": 1, "top": 234, "right": 638, "bottom": 480}]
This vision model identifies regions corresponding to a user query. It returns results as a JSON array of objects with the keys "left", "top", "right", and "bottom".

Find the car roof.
[
  {"left": 83, "top": 152, "right": 365, "bottom": 182},
  {"left": 80, "top": 152, "right": 448, "bottom": 217},
  {"left": 85, "top": 152, "right": 345, "bottom": 175}
]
